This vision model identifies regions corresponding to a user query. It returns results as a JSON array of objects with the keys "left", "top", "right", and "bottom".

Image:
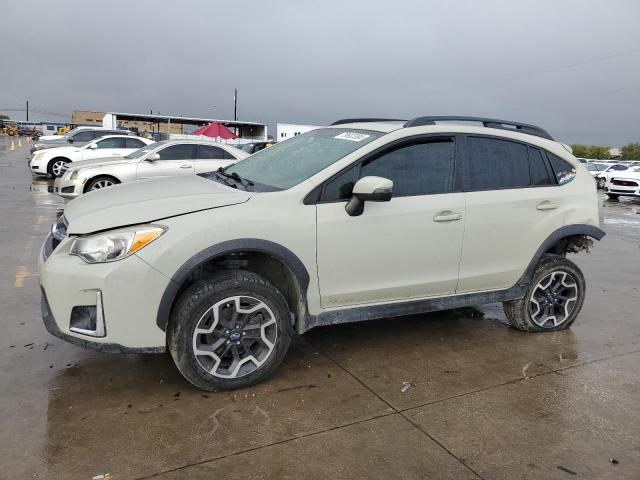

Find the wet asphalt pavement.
[{"left": 0, "top": 135, "right": 638, "bottom": 479}]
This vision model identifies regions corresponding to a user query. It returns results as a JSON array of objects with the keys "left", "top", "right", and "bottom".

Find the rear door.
[
  {"left": 194, "top": 144, "right": 237, "bottom": 174},
  {"left": 136, "top": 144, "right": 196, "bottom": 179},
  {"left": 316, "top": 136, "right": 465, "bottom": 308},
  {"left": 456, "top": 135, "right": 571, "bottom": 293}
]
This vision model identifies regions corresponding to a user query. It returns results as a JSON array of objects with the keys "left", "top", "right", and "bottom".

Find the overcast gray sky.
[{"left": 1, "top": 0, "right": 639, "bottom": 145}]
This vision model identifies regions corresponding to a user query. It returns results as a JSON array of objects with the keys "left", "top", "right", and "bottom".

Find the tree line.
[{"left": 571, "top": 143, "right": 640, "bottom": 160}]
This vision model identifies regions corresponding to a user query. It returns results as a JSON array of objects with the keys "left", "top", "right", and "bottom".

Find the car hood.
[
  {"left": 64, "top": 175, "right": 252, "bottom": 234},
  {"left": 610, "top": 171, "right": 640, "bottom": 180},
  {"left": 67, "top": 156, "right": 129, "bottom": 170}
]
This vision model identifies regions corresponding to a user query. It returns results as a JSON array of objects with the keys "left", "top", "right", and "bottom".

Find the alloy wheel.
[
  {"left": 192, "top": 296, "right": 277, "bottom": 378},
  {"left": 90, "top": 179, "right": 115, "bottom": 190},
  {"left": 51, "top": 160, "right": 67, "bottom": 177},
  {"left": 528, "top": 271, "right": 578, "bottom": 328}
]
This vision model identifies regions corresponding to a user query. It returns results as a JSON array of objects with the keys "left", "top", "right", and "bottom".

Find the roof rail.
[
  {"left": 403, "top": 116, "right": 554, "bottom": 141},
  {"left": 330, "top": 118, "right": 406, "bottom": 126}
]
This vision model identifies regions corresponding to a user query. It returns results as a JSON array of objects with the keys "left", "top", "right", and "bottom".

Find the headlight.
[
  {"left": 70, "top": 225, "right": 165, "bottom": 263},
  {"left": 70, "top": 170, "right": 78, "bottom": 180}
]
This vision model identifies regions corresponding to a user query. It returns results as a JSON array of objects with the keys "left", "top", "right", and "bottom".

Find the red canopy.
[{"left": 192, "top": 121, "right": 238, "bottom": 139}]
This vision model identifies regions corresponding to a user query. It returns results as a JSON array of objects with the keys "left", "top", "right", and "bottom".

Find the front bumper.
[
  {"left": 53, "top": 175, "right": 82, "bottom": 199},
  {"left": 607, "top": 186, "right": 640, "bottom": 197},
  {"left": 29, "top": 157, "right": 48, "bottom": 175},
  {"left": 39, "top": 234, "right": 170, "bottom": 352}
]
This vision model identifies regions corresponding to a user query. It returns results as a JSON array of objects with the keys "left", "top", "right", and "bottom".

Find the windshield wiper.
[{"left": 217, "top": 168, "right": 254, "bottom": 187}]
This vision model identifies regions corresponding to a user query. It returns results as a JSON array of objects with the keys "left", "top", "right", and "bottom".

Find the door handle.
[
  {"left": 536, "top": 201, "right": 558, "bottom": 211},
  {"left": 179, "top": 164, "right": 192, "bottom": 169},
  {"left": 433, "top": 212, "right": 462, "bottom": 222}
]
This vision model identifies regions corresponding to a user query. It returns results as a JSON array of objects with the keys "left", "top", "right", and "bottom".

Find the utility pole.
[
  {"left": 234, "top": 89, "right": 238, "bottom": 121},
  {"left": 26, "top": 100, "right": 29, "bottom": 122}
]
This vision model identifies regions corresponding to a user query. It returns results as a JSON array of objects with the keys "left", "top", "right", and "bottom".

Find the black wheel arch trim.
[
  {"left": 156, "top": 239, "right": 311, "bottom": 331},
  {"left": 514, "top": 224, "right": 604, "bottom": 288}
]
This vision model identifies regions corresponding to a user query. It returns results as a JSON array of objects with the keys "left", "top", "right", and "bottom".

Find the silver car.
[
  {"left": 53, "top": 140, "right": 249, "bottom": 199},
  {"left": 31, "top": 127, "right": 134, "bottom": 153}
]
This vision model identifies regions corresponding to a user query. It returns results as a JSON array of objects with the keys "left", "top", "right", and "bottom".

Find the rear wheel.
[
  {"left": 86, "top": 176, "right": 119, "bottom": 192},
  {"left": 168, "top": 270, "right": 293, "bottom": 391},
  {"left": 503, "top": 255, "right": 585, "bottom": 332},
  {"left": 47, "top": 158, "right": 70, "bottom": 178}
]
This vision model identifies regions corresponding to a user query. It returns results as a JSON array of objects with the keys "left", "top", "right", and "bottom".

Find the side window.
[
  {"left": 157, "top": 144, "right": 196, "bottom": 160},
  {"left": 463, "top": 137, "right": 529, "bottom": 190},
  {"left": 223, "top": 149, "right": 237, "bottom": 160},
  {"left": 196, "top": 144, "right": 225, "bottom": 159},
  {"left": 125, "top": 138, "right": 146, "bottom": 148},
  {"left": 547, "top": 153, "right": 577, "bottom": 185},
  {"left": 529, "top": 147, "right": 553, "bottom": 186},
  {"left": 96, "top": 137, "right": 126, "bottom": 148},
  {"left": 71, "top": 131, "right": 95, "bottom": 142},
  {"left": 360, "top": 139, "right": 455, "bottom": 197},
  {"left": 321, "top": 166, "right": 358, "bottom": 202}
]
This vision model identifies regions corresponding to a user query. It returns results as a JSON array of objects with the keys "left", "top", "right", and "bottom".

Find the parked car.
[
  {"left": 30, "top": 127, "right": 135, "bottom": 153},
  {"left": 30, "top": 135, "right": 153, "bottom": 177},
  {"left": 54, "top": 140, "right": 248, "bottom": 199},
  {"left": 605, "top": 166, "right": 640, "bottom": 199},
  {"left": 585, "top": 162, "right": 608, "bottom": 179},
  {"left": 39, "top": 116, "right": 603, "bottom": 391},
  {"left": 18, "top": 125, "right": 41, "bottom": 138},
  {"left": 237, "top": 141, "right": 275, "bottom": 154},
  {"left": 594, "top": 162, "right": 640, "bottom": 189}
]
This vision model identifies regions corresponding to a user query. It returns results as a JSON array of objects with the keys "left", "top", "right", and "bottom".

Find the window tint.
[
  {"left": 529, "top": 148, "right": 553, "bottom": 185},
  {"left": 464, "top": 137, "right": 529, "bottom": 190},
  {"left": 157, "top": 144, "right": 196, "bottom": 160},
  {"left": 196, "top": 144, "right": 225, "bottom": 159},
  {"left": 71, "top": 131, "right": 95, "bottom": 141},
  {"left": 126, "top": 138, "right": 146, "bottom": 148},
  {"left": 612, "top": 164, "right": 627, "bottom": 171},
  {"left": 96, "top": 137, "right": 126, "bottom": 148},
  {"left": 321, "top": 166, "right": 358, "bottom": 202},
  {"left": 360, "top": 139, "right": 455, "bottom": 197},
  {"left": 223, "top": 149, "right": 236, "bottom": 160},
  {"left": 547, "top": 153, "right": 577, "bottom": 185}
]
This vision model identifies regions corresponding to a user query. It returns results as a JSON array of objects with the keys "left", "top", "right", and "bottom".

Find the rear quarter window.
[{"left": 547, "top": 153, "right": 577, "bottom": 185}]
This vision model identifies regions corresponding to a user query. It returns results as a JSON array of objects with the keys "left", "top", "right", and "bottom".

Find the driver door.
[
  {"left": 315, "top": 137, "right": 465, "bottom": 308},
  {"left": 136, "top": 144, "right": 196, "bottom": 179}
]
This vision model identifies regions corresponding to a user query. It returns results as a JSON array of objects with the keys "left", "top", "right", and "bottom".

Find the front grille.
[{"left": 611, "top": 179, "right": 638, "bottom": 187}]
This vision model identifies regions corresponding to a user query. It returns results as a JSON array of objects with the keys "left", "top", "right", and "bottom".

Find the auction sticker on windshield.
[{"left": 334, "top": 132, "right": 370, "bottom": 142}]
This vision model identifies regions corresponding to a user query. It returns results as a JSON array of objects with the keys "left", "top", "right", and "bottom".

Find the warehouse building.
[{"left": 72, "top": 110, "right": 267, "bottom": 140}]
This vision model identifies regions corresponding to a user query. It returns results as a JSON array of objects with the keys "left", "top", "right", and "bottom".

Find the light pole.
[{"left": 212, "top": 105, "right": 217, "bottom": 119}]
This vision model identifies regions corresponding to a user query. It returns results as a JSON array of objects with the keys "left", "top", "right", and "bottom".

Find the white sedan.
[
  {"left": 606, "top": 167, "right": 640, "bottom": 199},
  {"left": 53, "top": 140, "right": 248, "bottom": 199},
  {"left": 594, "top": 162, "right": 640, "bottom": 189},
  {"left": 29, "top": 135, "right": 153, "bottom": 177}
]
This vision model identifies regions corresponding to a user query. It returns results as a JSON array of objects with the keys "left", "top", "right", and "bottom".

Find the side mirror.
[
  {"left": 345, "top": 176, "right": 393, "bottom": 217},
  {"left": 88, "top": 143, "right": 98, "bottom": 149},
  {"left": 146, "top": 153, "right": 160, "bottom": 162}
]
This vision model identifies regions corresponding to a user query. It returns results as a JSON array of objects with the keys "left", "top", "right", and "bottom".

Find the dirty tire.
[
  {"left": 597, "top": 177, "right": 606, "bottom": 189},
  {"left": 168, "top": 270, "right": 293, "bottom": 391},
  {"left": 503, "top": 254, "right": 585, "bottom": 332}
]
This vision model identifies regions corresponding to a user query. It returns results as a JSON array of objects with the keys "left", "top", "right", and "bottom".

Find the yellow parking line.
[{"left": 14, "top": 266, "right": 39, "bottom": 288}]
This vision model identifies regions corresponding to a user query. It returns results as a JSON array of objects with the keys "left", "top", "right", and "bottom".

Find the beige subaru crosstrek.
[{"left": 39, "top": 116, "right": 603, "bottom": 391}]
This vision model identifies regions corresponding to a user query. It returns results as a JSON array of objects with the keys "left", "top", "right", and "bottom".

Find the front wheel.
[
  {"left": 47, "top": 158, "right": 70, "bottom": 178},
  {"left": 503, "top": 255, "right": 585, "bottom": 332},
  {"left": 606, "top": 193, "right": 619, "bottom": 200},
  {"left": 86, "top": 176, "right": 119, "bottom": 192},
  {"left": 168, "top": 270, "right": 293, "bottom": 391},
  {"left": 597, "top": 177, "right": 606, "bottom": 189}
]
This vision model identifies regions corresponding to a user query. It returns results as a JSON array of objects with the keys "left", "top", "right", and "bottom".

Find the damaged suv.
[{"left": 39, "top": 116, "right": 603, "bottom": 391}]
